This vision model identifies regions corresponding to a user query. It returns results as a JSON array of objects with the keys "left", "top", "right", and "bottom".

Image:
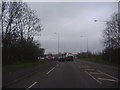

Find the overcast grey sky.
[{"left": 27, "top": 2, "right": 118, "bottom": 54}]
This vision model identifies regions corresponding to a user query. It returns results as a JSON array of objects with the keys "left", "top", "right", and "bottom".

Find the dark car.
[
  {"left": 58, "top": 56, "right": 65, "bottom": 62},
  {"left": 66, "top": 55, "right": 74, "bottom": 61}
]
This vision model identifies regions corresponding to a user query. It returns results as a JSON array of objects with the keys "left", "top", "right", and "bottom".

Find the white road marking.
[
  {"left": 89, "top": 72, "right": 102, "bottom": 74},
  {"left": 97, "top": 70, "right": 118, "bottom": 81},
  {"left": 98, "top": 78, "right": 118, "bottom": 82},
  {"left": 85, "top": 71, "right": 102, "bottom": 84},
  {"left": 26, "top": 82, "right": 37, "bottom": 90},
  {"left": 46, "top": 67, "right": 55, "bottom": 75}
]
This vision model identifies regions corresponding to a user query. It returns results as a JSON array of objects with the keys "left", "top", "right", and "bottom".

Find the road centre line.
[
  {"left": 98, "top": 78, "right": 118, "bottom": 82},
  {"left": 85, "top": 71, "right": 102, "bottom": 84},
  {"left": 46, "top": 67, "right": 55, "bottom": 75},
  {"left": 26, "top": 82, "right": 37, "bottom": 90}
]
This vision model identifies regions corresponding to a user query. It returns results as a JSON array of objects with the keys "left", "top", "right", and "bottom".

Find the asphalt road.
[{"left": 6, "top": 59, "right": 119, "bottom": 88}]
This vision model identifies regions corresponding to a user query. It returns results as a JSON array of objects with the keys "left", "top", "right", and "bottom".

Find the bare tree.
[
  {"left": 103, "top": 13, "right": 119, "bottom": 49},
  {"left": 102, "top": 13, "right": 119, "bottom": 63},
  {"left": 1, "top": 1, "right": 43, "bottom": 65}
]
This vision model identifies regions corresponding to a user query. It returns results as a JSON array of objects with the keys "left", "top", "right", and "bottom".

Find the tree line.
[
  {"left": 1, "top": 1, "right": 44, "bottom": 65},
  {"left": 77, "top": 13, "right": 120, "bottom": 64},
  {"left": 102, "top": 13, "right": 119, "bottom": 63}
]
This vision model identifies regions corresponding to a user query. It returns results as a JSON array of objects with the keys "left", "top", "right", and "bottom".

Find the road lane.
[
  {"left": 5, "top": 59, "right": 119, "bottom": 88},
  {"left": 32, "top": 61, "right": 103, "bottom": 88}
]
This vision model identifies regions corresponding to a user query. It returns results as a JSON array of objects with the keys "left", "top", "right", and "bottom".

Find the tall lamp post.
[
  {"left": 94, "top": 19, "right": 111, "bottom": 62},
  {"left": 54, "top": 32, "right": 60, "bottom": 55},
  {"left": 80, "top": 35, "right": 88, "bottom": 53}
]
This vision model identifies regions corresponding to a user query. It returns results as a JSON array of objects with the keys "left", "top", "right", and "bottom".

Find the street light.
[
  {"left": 94, "top": 20, "right": 107, "bottom": 23},
  {"left": 80, "top": 35, "right": 88, "bottom": 53},
  {"left": 94, "top": 19, "right": 111, "bottom": 62},
  {"left": 54, "top": 32, "right": 60, "bottom": 55}
]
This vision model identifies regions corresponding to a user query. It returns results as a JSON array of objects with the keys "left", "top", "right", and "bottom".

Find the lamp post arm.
[
  {"left": 58, "top": 33, "right": 60, "bottom": 54},
  {"left": 94, "top": 20, "right": 108, "bottom": 23}
]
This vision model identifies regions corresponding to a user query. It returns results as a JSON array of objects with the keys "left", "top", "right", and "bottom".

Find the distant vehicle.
[
  {"left": 66, "top": 54, "right": 74, "bottom": 61},
  {"left": 46, "top": 56, "right": 55, "bottom": 60},
  {"left": 47, "top": 56, "right": 52, "bottom": 60},
  {"left": 51, "top": 56, "right": 55, "bottom": 60},
  {"left": 52, "top": 56, "right": 58, "bottom": 61},
  {"left": 40, "top": 57, "right": 45, "bottom": 60},
  {"left": 58, "top": 56, "right": 65, "bottom": 62}
]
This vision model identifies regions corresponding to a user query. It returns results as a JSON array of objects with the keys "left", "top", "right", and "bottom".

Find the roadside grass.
[
  {"left": 78, "top": 58, "right": 119, "bottom": 67},
  {"left": 3, "top": 60, "right": 49, "bottom": 75}
]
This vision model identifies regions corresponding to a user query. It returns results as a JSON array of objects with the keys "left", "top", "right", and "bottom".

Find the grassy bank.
[
  {"left": 78, "top": 58, "right": 119, "bottom": 67},
  {"left": 3, "top": 60, "right": 49, "bottom": 75}
]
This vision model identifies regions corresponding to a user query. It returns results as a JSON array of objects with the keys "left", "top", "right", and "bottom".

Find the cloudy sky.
[{"left": 27, "top": 2, "right": 118, "bottom": 54}]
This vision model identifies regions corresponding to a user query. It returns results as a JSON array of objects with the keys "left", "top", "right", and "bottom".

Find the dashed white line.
[
  {"left": 85, "top": 71, "right": 102, "bottom": 84},
  {"left": 26, "top": 82, "right": 37, "bottom": 90},
  {"left": 46, "top": 67, "right": 55, "bottom": 75}
]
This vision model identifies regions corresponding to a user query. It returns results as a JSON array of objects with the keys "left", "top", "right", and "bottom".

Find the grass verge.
[
  {"left": 78, "top": 58, "right": 119, "bottom": 67},
  {"left": 3, "top": 60, "right": 49, "bottom": 75}
]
